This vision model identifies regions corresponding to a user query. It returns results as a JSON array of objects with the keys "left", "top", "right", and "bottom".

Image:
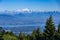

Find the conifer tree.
[
  {"left": 0, "top": 27, "right": 4, "bottom": 40},
  {"left": 44, "top": 16, "right": 56, "bottom": 40},
  {"left": 36, "top": 27, "right": 41, "bottom": 40},
  {"left": 56, "top": 23, "right": 60, "bottom": 40},
  {"left": 58, "top": 23, "right": 60, "bottom": 34},
  {"left": 31, "top": 28, "right": 37, "bottom": 40},
  {"left": 27, "top": 34, "right": 30, "bottom": 40},
  {"left": 19, "top": 32, "right": 23, "bottom": 40}
]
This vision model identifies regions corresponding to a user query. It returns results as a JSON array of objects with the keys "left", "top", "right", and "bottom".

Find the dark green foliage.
[
  {"left": 58, "top": 23, "right": 60, "bottom": 34},
  {"left": 36, "top": 28, "right": 42, "bottom": 40},
  {"left": 0, "top": 36, "right": 4, "bottom": 40},
  {"left": 26, "top": 34, "right": 31, "bottom": 40},
  {"left": 0, "top": 27, "right": 5, "bottom": 35},
  {"left": 44, "top": 16, "right": 56, "bottom": 40},
  {"left": 54, "top": 23, "right": 60, "bottom": 40},
  {"left": 19, "top": 32, "right": 23, "bottom": 40},
  {"left": 31, "top": 28, "right": 43, "bottom": 40},
  {"left": 0, "top": 27, "right": 4, "bottom": 40},
  {"left": 0, "top": 33, "right": 4, "bottom": 40},
  {"left": 31, "top": 28, "right": 37, "bottom": 40}
]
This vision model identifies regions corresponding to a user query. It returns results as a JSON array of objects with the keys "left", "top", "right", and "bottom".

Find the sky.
[{"left": 0, "top": 0, "right": 60, "bottom": 11}]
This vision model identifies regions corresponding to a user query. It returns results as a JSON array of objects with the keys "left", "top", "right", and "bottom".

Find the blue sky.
[{"left": 0, "top": 0, "right": 60, "bottom": 11}]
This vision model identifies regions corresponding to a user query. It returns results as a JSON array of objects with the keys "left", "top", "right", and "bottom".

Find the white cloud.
[
  {"left": 16, "top": 9, "right": 22, "bottom": 12},
  {"left": 22, "top": 8, "right": 30, "bottom": 12},
  {"left": 16, "top": 8, "right": 31, "bottom": 12}
]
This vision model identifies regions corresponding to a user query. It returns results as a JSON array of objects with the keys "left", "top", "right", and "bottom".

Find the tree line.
[{"left": 0, "top": 16, "right": 60, "bottom": 40}]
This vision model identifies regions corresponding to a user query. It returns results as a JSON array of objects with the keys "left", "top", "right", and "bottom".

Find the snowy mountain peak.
[
  {"left": 22, "top": 8, "right": 30, "bottom": 12},
  {"left": 16, "top": 8, "right": 32, "bottom": 13}
]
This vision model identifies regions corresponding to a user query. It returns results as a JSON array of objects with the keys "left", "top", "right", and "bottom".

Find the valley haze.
[{"left": 0, "top": 10, "right": 60, "bottom": 35}]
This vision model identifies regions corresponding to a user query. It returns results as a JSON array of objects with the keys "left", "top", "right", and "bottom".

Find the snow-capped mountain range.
[{"left": 0, "top": 8, "right": 32, "bottom": 14}]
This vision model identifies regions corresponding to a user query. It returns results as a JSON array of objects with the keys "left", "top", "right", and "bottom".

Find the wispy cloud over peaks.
[
  {"left": 16, "top": 8, "right": 32, "bottom": 12},
  {"left": 22, "top": 8, "right": 30, "bottom": 12}
]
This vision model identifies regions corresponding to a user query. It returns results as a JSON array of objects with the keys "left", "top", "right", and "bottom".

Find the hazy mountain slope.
[
  {"left": 0, "top": 11, "right": 60, "bottom": 35},
  {"left": 0, "top": 11, "right": 60, "bottom": 26}
]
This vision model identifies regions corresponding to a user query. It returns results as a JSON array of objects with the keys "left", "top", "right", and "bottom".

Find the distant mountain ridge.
[{"left": 0, "top": 11, "right": 60, "bottom": 27}]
